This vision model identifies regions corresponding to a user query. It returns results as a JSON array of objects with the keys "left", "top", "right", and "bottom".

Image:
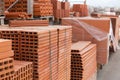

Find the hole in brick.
[
  {"left": 5, "top": 67, "right": 8, "bottom": 70},
  {"left": 24, "top": 67, "right": 25, "bottom": 71},
  {"left": 11, "top": 71, "right": 14, "bottom": 74},
  {"left": 6, "top": 72, "right": 9, "bottom": 76},
  {"left": 0, "top": 62, "right": 3, "bottom": 66},
  {"left": 9, "top": 65, "right": 13, "bottom": 68},
  {"left": 34, "top": 66, "right": 38, "bottom": 68},
  {"left": 30, "top": 60, "right": 33, "bottom": 61},
  {"left": 24, "top": 73, "right": 25, "bottom": 77},
  {"left": 22, "top": 55, "right": 25, "bottom": 57},
  {"left": 4, "top": 61, "right": 8, "bottom": 64},
  {"left": 22, "top": 59, "right": 25, "bottom": 60},
  {"left": 30, "top": 56, "right": 33, "bottom": 58},
  {"left": 0, "top": 68, "right": 3, "bottom": 72},
  {"left": 0, "top": 74, "right": 4, "bottom": 77},
  {"left": 9, "top": 60, "right": 13, "bottom": 63},
  {"left": 34, "top": 63, "right": 38, "bottom": 65}
]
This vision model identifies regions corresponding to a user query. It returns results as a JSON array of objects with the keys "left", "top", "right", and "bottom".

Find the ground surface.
[{"left": 97, "top": 49, "right": 120, "bottom": 80}]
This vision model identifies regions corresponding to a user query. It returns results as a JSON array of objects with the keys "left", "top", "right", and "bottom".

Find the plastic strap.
[
  {"left": 64, "top": 27, "right": 68, "bottom": 80},
  {"left": 49, "top": 30, "right": 52, "bottom": 80}
]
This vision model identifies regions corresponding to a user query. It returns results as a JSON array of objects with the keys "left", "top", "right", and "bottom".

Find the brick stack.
[
  {"left": 0, "top": 0, "right": 4, "bottom": 15},
  {"left": 12, "top": 61, "right": 33, "bottom": 80},
  {"left": 33, "top": 0, "right": 53, "bottom": 17},
  {"left": 20, "top": 29, "right": 51, "bottom": 80},
  {"left": 71, "top": 41, "right": 97, "bottom": 80},
  {"left": 73, "top": 4, "right": 88, "bottom": 17},
  {"left": 50, "top": 26, "right": 72, "bottom": 80},
  {"left": 17, "top": 26, "right": 72, "bottom": 80},
  {"left": 0, "top": 29, "right": 21, "bottom": 60},
  {"left": 38, "top": 27, "right": 58, "bottom": 80},
  {"left": 52, "top": 1, "right": 70, "bottom": 19},
  {"left": 4, "top": 0, "right": 27, "bottom": 12},
  {"left": 0, "top": 39, "right": 33, "bottom": 80},
  {"left": 52, "top": 1, "right": 61, "bottom": 19},
  {"left": 62, "top": 17, "right": 110, "bottom": 64},
  {"left": 61, "top": 2, "right": 70, "bottom": 17},
  {"left": 0, "top": 25, "right": 72, "bottom": 80},
  {"left": 9, "top": 20, "right": 49, "bottom": 27},
  {"left": 5, "top": 12, "right": 31, "bottom": 19},
  {"left": 0, "top": 39, "right": 14, "bottom": 80},
  {"left": 99, "top": 15, "right": 120, "bottom": 52}
]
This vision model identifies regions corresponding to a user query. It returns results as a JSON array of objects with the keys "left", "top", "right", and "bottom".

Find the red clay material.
[
  {"left": 73, "top": 4, "right": 88, "bottom": 17},
  {"left": 9, "top": 20, "right": 49, "bottom": 27},
  {"left": 12, "top": 60, "right": 33, "bottom": 80},
  {"left": 0, "top": 25, "right": 72, "bottom": 80},
  {"left": 71, "top": 41, "right": 97, "bottom": 80},
  {"left": 0, "top": 58, "right": 14, "bottom": 80},
  {"left": 62, "top": 17, "right": 110, "bottom": 64}
]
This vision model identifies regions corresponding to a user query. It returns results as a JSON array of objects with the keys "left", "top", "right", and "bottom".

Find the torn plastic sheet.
[{"left": 68, "top": 18, "right": 108, "bottom": 41}]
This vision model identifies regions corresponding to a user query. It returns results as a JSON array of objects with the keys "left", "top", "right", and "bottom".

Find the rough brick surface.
[{"left": 71, "top": 41, "right": 97, "bottom": 80}]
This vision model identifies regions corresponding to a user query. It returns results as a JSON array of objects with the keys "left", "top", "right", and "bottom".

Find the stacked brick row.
[
  {"left": 48, "top": 26, "right": 72, "bottom": 80},
  {"left": 0, "top": 58, "right": 14, "bottom": 80},
  {"left": 0, "top": 25, "right": 72, "bottom": 80},
  {"left": 73, "top": 4, "right": 88, "bottom": 17},
  {"left": 62, "top": 17, "right": 111, "bottom": 64},
  {"left": 5, "top": 12, "right": 31, "bottom": 19},
  {"left": 20, "top": 29, "right": 51, "bottom": 80},
  {"left": 34, "top": 0, "right": 53, "bottom": 17},
  {"left": 0, "top": 38, "right": 33, "bottom": 80},
  {"left": 4, "top": 0, "right": 27, "bottom": 12},
  {"left": 9, "top": 20, "right": 49, "bottom": 27},
  {"left": 0, "top": 0, "right": 4, "bottom": 15},
  {"left": 12, "top": 61, "right": 33, "bottom": 80},
  {"left": 0, "top": 28, "right": 21, "bottom": 60},
  {"left": 51, "top": 1, "right": 70, "bottom": 19},
  {"left": 98, "top": 15, "right": 120, "bottom": 52},
  {"left": 0, "top": 39, "right": 14, "bottom": 80},
  {"left": 71, "top": 41, "right": 97, "bottom": 80}
]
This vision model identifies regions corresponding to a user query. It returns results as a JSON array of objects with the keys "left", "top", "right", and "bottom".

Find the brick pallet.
[
  {"left": 0, "top": 25, "right": 72, "bottom": 80},
  {"left": 62, "top": 17, "right": 110, "bottom": 64},
  {"left": 5, "top": 12, "right": 31, "bottom": 19},
  {"left": 0, "top": 39, "right": 34, "bottom": 80},
  {"left": 17, "top": 26, "right": 72, "bottom": 80},
  {"left": 71, "top": 41, "right": 97, "bottom": 80},
  {"left": 33, "top": 0, "right": 53, "bottom": 17},
  {"left": 52, "top": 1, "right": 70, "bottom": 19},
  {"left": 4, "top": 0, "right": 27, "bottom": 12},
  {"left": 12, "top": 61, "right": 33, "bottom": 80},
  {"left": 51, "top": 26, "right": 72, "bottom": 80},
  {"left": 9, "top": 20, "right": 49, "bottom": 27},
  {"left": 73, "top": 4, "right": 88, "bottom": 17},
  {"left": 20, "top": 29, "right": 51, "bottom": 80}
]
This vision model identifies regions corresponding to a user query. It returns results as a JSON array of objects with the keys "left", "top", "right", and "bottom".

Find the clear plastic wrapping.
[{"left": 64, "top": 18, "right": 108, "bottom": 41}]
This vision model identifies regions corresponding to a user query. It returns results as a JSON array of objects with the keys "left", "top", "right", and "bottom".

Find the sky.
[{"left": 59, "top": 0, "right": 120, "bottom": 7}]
